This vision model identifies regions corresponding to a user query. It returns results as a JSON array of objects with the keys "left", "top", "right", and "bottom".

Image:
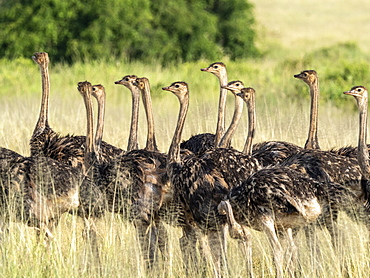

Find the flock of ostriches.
[{"left": 0, "top": 52, "right": 369, "bottom": 277}]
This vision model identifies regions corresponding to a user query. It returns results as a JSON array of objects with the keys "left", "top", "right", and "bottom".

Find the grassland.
[{"left": 1, "top": 1, "right": 370, "bottom": 277}]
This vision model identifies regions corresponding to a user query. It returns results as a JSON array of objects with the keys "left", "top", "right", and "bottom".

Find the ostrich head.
[
  {"left": 92, "top": 84, "right": 105, "bottom": 100},
  {"left": 32, "top": 52, "right": 49, "bottom": 66},
  {"left": 294, "top": 70, "right": 318, "bottom": 86},
  {"left": 237, "top": 87, "right": 256, "bottom": 102},
  {"left": 200, "top": 62, "right": 227, "bottom": 79},
  {"left": 343, "top": 85, "right": 368, "bottom": 108},
  {"left": 222, "top": 80, "right": 245, "bottom": 94},
  {"left": 162, "top": 82, "right": 189, "bottom": 99},
  {"left": 133, "top": 77, "right": 150, "bottom": 91},
  {"left": 77, "top": 81, "right": 92, "bottom": 96},
  {"left": 115, "top": 75, "right": 138, "bottom": 89}
]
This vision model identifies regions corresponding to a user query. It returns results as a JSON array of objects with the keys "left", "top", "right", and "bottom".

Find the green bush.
[{"left": 0, "top": 0, "right": 259, "bottom": 64}]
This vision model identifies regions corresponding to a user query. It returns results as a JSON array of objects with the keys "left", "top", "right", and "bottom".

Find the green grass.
[{"left": 1, "top": 1, "right": 370, "bottom": 277}]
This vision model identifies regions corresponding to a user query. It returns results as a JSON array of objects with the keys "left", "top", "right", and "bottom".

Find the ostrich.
[
  {"left": 180, "top": 62, "right": 228, "bottom": 154},
  {"left": 0, "top": 135, "right": 82, "bottom": 246},
  {"left": 218, "top": 88, "right": 359, "bottom": 277},
  {"left": 294, "top": 70, "right": 321, "bottom": 150},
  {"left": 162, "top": 81, "right": 260, "bottom": 277},
  {"left": 95, "top": 77, "right": 169, "bottom": 268},
  {"left": 218, "top": 166, "right": 327, "bottom": 278},
  {"left": 343, "top": 86, "right": 370, "bottom": 207},
  {"left": 196, "top": 84, "right": 262, "bottom": 276},
  {"left": 91, "top": 84, "right": 125, "bottom": 162},
  {"left": 75, "top": 81, "right": 107, "bottom": 265},
  {"left": 30, "top": 52, "right": 123, "bottom": 170},
  {"left": 290, "top": 70, "right": 369, "bottom": 159},
  {"left": 115, "top": 75, "right": 140, "bottom": 152},
  {"left": 204, "top": 81, "right": 261, "bottom": 189},
  {"left": 251, "top": 70, "right": 324, "bottom": 167},
  {"left": 30, "top": 52, "right": 84, "bottom": 167},
  {"left": 278, "top": 75, "right": 367, "bottom": 246},
  {"left": 0, "top": 80, "right": 105, "bottom": 259}
]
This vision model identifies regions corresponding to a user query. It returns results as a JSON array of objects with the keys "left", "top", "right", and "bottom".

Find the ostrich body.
[
  {"left": 0, "top": 150, "right": 81, "bottom": 243},
  {"left": 0, "top": 154, "right": 80, "bottom": 237},
  {"left": 202, "top": 83, "right": 261, "bottom": 189},
  {"left": 180, "top": 62, "right": 228, "bottom": 154},
  {"left": 163, "top": 82, "right": 261, "bottom": 277},
  {"left": 219, "top": 167, "right": 325, "bottom": 278},
  {"left": 218, "top": 88, "right": 360, "bottom": 277},
  {"left": 115, "top": 75, "right": 140, "bottom": 152},
  {"left": 96, "top": 77, "right": 169, "bottom": 267}
]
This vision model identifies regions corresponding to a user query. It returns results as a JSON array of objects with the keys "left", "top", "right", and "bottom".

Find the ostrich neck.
[
  {"left": 215, "top": 72, "right": 228, "bottom": 147},
  {"left": 141, "top": 82, "right": 159, "bottom": 152},
  {"left": 94, "top": 93, "right": 105, "bottom": 154},
  {"left": 305, "top": 81, "right": 320, "bottom": 149},
  {"left": 82, "top": 90, "right": 95, "bottom": 174},
  {"left": 218, "top": 93, "right": 243, "bottom": 149},
  {"left": 167, "top": 94, "right": 189, "bottom": 165},
  {"left": 358, "top": 98, "right": 370, "bottom": 180},
  {"left": 33, "top": 63, "right": 50, "bottom": 135},
  {"left": 243, "top": 94, "right": 256, "bottom": 155},
  {"left": 127, "top": 86, "right": 140, "bottom": 152}
]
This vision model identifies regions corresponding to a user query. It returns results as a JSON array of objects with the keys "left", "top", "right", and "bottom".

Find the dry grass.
[{"left": 0, "top": 1, "right": 370, "bottom": 277}]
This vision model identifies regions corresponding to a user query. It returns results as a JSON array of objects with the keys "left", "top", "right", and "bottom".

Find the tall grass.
[{"left": 1, "top": 4, "right": 370, "bottom": 275}]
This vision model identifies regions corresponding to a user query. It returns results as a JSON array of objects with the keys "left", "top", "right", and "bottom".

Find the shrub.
[{"left": 0, "top": 0, "right": 259, "bottom": 64}]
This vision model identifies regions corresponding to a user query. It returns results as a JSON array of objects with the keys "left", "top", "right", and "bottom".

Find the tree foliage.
[{"left": 0, "top": 0, "right": 259, "bottom": 63}]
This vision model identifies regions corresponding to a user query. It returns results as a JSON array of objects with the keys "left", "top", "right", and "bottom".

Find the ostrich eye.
[
  {"left": 357, "top": 88, "right": 362, "bottom": 92},
  {"left": 125, "top": 77, "right": 129, "bottom": 81},
  {"left": 175, "top": 84, "right": 180, "bottom": 88},
  {"left": 236, "top": 83, "right": 240, "bottom": 86},
  {"left": 214, "top": 65, "right": 218, "bottom": 69},
  {"left": 92, "top": 87, "right": 97, "bottom": 91}
]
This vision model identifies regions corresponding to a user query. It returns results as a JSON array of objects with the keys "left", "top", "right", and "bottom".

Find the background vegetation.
[
  {"left": 1, "top": 0, "right": 370, "bottom": 277},
  {"left": 0, "top": 0, "right": 258, "bottom": 63}
]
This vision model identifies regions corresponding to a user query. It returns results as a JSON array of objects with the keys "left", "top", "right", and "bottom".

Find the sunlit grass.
[
  {"left": 0, "top": 56, "right": 368, "bottom": 277},
  {"left": 1, "top": 3, "right": 370, "bottom": 274}
]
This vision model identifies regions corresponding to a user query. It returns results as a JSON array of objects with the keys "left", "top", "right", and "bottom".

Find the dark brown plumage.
[
  {"left": 217, "top": 84, "right": 368, "bottom": 277},
  {"left": 219, "top": 166, "right": 332, "bottom": 278},
  {"left": 163, "top": 82, "right": 261, "bottom": 277},
  {"left": 200, "top": 85, "right": 261, "bottom": 188},
  {"left": 94, "top": 77, "right": 169, "bottom": 268},
  {"left": 75, "top": 81, "right": 109, "bottom": 266},
  {"left": 279, "top": 129, "right": 368, "bottom": 245},
  {"left": 180, "top": 62, "right": 228, "bottom": 155},
  {"left": 0, "top": 149, "right": 81, "bottom": 244}
]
